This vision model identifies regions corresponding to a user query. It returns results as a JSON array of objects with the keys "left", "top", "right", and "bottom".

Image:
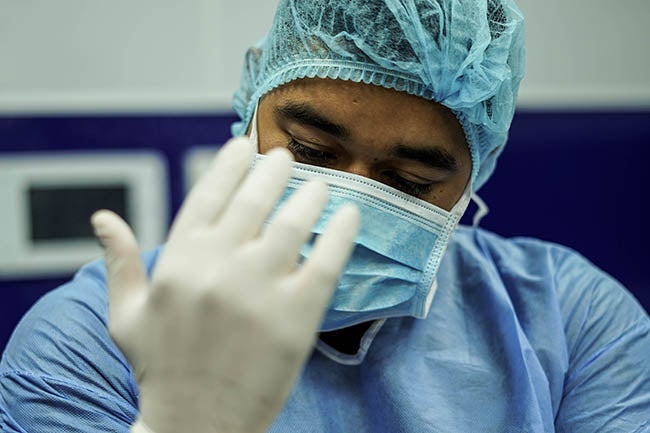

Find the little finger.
[{"left": 293, "top": 204, "right": 360, "bottom": 312}]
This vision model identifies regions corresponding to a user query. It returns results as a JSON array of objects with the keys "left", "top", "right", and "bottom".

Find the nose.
[{"left": 338, "top": 160, "right": 375, "bottom": 181}]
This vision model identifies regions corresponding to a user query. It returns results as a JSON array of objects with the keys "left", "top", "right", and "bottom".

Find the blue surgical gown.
[{"left": 1, "top": 226, "right": 649, "bottom": 432}]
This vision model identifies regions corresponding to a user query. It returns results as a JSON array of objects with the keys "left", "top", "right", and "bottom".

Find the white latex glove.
[{"left": 91, "top": 136, "right": 360, "bottom": 433}]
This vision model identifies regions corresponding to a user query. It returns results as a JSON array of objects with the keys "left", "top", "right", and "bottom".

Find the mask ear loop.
[
  {"left": 471, "top": 193, "right": 489, "bottom": 227},
  {"left": 448, "top": 179, "right": 489, "bottom": 227},
  {"left": 248, "top": 101, "right": 260, "bottom": 151},
  {"left": 450, "top": 180, "right": 473, "bottom": 219}
]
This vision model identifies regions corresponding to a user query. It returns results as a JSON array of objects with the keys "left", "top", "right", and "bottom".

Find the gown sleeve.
[
  {"left": 0, "top": 260, "right": 139, "bottom": 433},
  {"left": 553, "top": 249, "right": 650, "bottom": 433}
]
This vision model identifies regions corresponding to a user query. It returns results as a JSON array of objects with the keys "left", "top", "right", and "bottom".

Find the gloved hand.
[{"left": 91, "top": 136, "right": 360, "bottom": 433}]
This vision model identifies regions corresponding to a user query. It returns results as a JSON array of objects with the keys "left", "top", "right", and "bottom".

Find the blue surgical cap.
[{"left": 232, "top": 0, "right": 525, "bottom": 191}]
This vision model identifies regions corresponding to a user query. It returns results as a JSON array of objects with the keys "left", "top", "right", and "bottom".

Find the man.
[{"left": 2, "top": 0, "right": 649, "bottom": 432}]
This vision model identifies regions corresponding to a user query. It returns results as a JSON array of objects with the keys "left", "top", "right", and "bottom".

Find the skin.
[
  {"left": 253, "top": 78, "right": 473, "bottom": 352},
  {"left": 93, "top": 79, "right": 473, "bottom": 429},
  {"left": 255, "top": 78, "right": 472, "bottom": 211}
]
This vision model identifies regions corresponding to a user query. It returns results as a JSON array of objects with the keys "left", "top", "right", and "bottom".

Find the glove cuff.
[{"left": 131, "top": 418, "right": 157, "bottom": 433}]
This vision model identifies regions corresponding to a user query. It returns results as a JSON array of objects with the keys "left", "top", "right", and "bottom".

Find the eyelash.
[
  {"left": 286, "top": 138, "right": 336, "bottom": 164},
  {"left": 383, "top": 172, "right": 435, "bottom": 197},
  {"left": 286, "top": 138, "right": 435, "bottom": 198}
]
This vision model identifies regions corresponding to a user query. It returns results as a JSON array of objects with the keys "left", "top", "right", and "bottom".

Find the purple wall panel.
[{"left": 1, "top": 110, "right": 648, "bottom": 351}]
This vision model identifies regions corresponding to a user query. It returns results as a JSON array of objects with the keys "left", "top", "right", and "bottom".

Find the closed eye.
[
  {"left": 382, "top": 170, "right": 435, "bottom": 197},
  {"left": 287, "top": 137, "right": 435, "bottom": 198},
  {"left": 286, "top": 138, "right": 336, "bottom": 166}
]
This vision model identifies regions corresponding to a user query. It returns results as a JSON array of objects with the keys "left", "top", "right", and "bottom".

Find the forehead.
[
  {"left": 266, "top": 78, "right": 442, "bottom": 118},
  {"left": 261, "top": 78, "right": 468, "bottom": 154}
]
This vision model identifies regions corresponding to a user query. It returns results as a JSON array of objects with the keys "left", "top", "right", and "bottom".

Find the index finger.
[{"left": 170, "top": 137, "right": 256, "bottom": 237}]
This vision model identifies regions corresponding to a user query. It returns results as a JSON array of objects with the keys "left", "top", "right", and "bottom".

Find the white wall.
[
  {"left": 517, "top": 0, "right": 650, "bottom": 108},
  {"left": 0, "top": 0, "right": 648, "bottom": 113},
  {"left": 0, "top": 0, "right": 280, "bottom": 113}
]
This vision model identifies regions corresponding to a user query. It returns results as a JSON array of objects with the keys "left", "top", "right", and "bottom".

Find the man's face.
[{"left": 256, "top": 78, "right": 471, "bottom": 211}]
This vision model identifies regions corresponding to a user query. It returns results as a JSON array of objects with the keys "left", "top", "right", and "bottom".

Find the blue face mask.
[
  {"left": 249, "top": 106, "right": 471, "bottom": 332},
  {"left": 251, "top": 154, "right": 471, "bottom": 331}
]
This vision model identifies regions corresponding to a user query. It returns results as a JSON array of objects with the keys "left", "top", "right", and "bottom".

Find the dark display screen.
[{"left": 28, "top": 184, "right": 129, "bottom": 241}]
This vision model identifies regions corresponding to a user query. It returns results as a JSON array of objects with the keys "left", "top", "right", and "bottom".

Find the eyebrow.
[
  {"left": 276, "top": 101, "right": 458, "bottom": 172},
  {"left": 392, "top": 145, "right": 458, "bottom": 172},
  {"left": 276, "top": 102, "right": 350, "bottom": 139}
]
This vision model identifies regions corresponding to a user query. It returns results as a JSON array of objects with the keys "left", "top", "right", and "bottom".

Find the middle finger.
[{"left": 216, "top": 148, "right": 294, "bottom": 244}]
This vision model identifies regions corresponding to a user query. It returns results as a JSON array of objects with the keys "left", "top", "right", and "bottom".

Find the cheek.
[
  {"left": 256, "top": 115, "right": 290, "bottom": 154},
  {"left": 423, "top": 170, "right": 471, "bottom": 211},
  {"left": 258, "top": 134, "right": 290, "bottom": 155},
  {"left": 423, "top": 189, "right": 456, "bottom": 211},
  {"left": 432, "top": 154, "right": 471, "bottom": 210}
]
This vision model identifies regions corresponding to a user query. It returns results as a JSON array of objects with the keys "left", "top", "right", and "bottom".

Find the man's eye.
[
  {"left": 286, "top": 138, "right": 336, "bottom": 164},
  {"left": 286, "top": 139, "right": 433, "bottom": 198},
  {"left": 383, "top": 171, "right": 434, "bottom": 198}
]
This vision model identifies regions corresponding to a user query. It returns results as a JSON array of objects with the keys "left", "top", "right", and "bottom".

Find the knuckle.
[
  {"left": 192, "top": 268, "right": 245, "bottom": 312},
  {"left": 188, "top": 188, "right": 221, "bottom": 211},
  {"left": 237, "top": 195, "right": 267, "bottom": 216},
  {"left": 311, "top": 263, "right": 341, "bottom": 285},
  {"left": 267, "top": 320, "right": 309, "bottom": 358},
  {"left": 151, "top": 271, "right": 175, "bottom": 293},
  {"left": 273, "top": 215, "right": 308, "bottom": 236},
  {"left": 149, "top": 272, "right": 182, "bottom": 307},
  {"left": 194, "top": 282, "right": 230, "bottom": 312}
]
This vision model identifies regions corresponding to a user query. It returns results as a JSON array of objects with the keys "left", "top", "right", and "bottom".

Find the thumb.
[{"left": 91, "top": 210, "right": 148, "bottom": 312}]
